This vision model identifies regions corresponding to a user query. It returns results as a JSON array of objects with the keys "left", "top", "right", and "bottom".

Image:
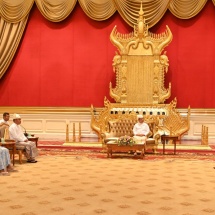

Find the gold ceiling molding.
[
  {"left": 1, "top": 0, "right": 214, "bottom": 24},
  {"left": 78, "top": 0, "right": 116, "bottom": 21},
  {"left": 35, "top": 0, "right": 77, "bottom": 22},
  {"left": 112, "top": 0, "right": 171, "bottom": 28},
  {"left": 169, "top": 0, "right": 208, "bottom": 19},
  {"left": 0, "top": 0, "right": 34, "bottom": 23},
  {"left": 0, "top": 106, "right": 93, "bottom": 114}
]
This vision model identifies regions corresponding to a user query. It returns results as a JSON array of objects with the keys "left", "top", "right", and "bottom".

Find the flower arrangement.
[{"left": 117, "top": 135, "right": 135, "bottom": 146}]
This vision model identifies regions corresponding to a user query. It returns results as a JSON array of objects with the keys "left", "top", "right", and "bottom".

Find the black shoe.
[{"left": 27, "top": 160, "right": 37, "bottom": 163}]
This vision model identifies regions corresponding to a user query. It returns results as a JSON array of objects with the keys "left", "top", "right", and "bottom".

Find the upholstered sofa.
[{"left": 101, "top": 116, "right": 160, "bottom": 153}]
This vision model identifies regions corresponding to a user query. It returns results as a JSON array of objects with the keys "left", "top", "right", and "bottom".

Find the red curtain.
[{"left": 0, "top": 1, "right": 215, "bottom": 108}]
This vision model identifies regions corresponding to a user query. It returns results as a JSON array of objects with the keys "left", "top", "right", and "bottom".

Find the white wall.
[{"left": 1, "top": 107, "right": 215, "bottom": 143}]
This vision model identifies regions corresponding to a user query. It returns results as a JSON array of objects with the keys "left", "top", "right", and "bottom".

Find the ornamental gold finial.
[
  {"left": 139, "top": 1, "right": 144, "bottom": 16},
  {"left": 137, "top": 1, "right": 147, "bottom": 38}
]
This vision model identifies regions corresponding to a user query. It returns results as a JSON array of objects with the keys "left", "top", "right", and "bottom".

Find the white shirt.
[
  {"left": 9, "top": 123, "right": 27, "bottom": 142},
  {"left": 133, "top": 122, "right": 150, "bottom": 136},
  {"left": 0, "top": 119, "right": 9, "bottom": 125}
]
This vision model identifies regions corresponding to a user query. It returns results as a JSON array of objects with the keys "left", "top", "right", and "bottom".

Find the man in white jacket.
[
  {"left": 133, "top": 114, "right": 150, "bottom": 144},
  {"left": 9, "top": 113, "right": 38, "bottom": 163}
]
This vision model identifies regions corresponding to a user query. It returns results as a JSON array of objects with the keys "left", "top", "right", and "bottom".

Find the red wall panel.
[
  {"left": 0, "top": 2, "right": 215, "bottom": 108},
  {"left": 152, "top": 1, "right": 215, "bottom": 108}
]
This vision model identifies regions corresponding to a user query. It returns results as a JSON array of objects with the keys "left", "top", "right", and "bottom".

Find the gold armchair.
[
  {"left": 0, "top": 124, "right": 9, "bottom": 138},
  {"left": 3, "top": 127, "right": 26, "bottom": 164}
]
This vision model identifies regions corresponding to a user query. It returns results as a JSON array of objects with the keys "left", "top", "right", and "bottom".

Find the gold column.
[
  {"left": 73, "top": 123, "right": 76, "bottom": 142},
  {"left": 79, "top": 122, "right": 81, "bottom": 142},
  {"left": 66, "top": 124, "right": 69, "bottom": 142},
  {"left": 201, "top": 125, "right": 208, "bottom": 145}
]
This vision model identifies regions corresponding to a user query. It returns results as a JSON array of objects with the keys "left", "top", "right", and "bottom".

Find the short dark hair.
[{"left": 3, "top": 112, "right": 9, "bottom": 117}]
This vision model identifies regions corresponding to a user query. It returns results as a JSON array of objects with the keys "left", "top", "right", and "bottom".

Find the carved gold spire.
[{"left": 136, "top": 1, "right": 148, "bottom": 39}]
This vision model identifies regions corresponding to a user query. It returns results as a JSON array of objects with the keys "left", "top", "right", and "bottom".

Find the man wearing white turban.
[
  {"left": 133, "top": 114, "right": 150, "bottom": 145},
  {"left": 9, "top": 114, "right": 38, "bottom": 163}
]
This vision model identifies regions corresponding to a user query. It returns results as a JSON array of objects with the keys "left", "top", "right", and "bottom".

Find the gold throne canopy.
[{"left": 110, "top": 4, "right": 172, "bottom": 104}]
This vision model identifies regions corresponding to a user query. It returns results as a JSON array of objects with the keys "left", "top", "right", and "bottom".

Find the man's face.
[
  {"left": 138, "top": 118, "right": 144, "bottom": 123},
  {"left": 3, "top": 114, "right": 10, "bottom": 121},
  {"left": 15, "top": 118, "right": 21, "bottom": 125}
]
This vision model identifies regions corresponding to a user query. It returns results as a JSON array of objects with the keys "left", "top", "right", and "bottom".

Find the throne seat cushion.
[
  {"left": 105, "top": 137, "right": 119, "bottom": 144},
  {"left": 108, "top": 120, "right": 136, "bottom": 137},
  {"left": 106, "top": 140, "right": 117, "bottom": 144}
]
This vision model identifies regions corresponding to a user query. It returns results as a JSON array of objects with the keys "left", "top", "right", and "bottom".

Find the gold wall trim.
[
  {"left": 188, "top": 109, "right": 215, "bottom": 116},
  {"left": 0, "top": 107, "right": 92, "bottom": 114},
  {"left": 1, "top": 107, "right": 215, "bottom": 115}
]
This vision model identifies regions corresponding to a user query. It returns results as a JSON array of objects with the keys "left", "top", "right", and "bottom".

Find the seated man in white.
[
  {"left": 9, "top": 113, "right": 38, "bottom": 163},
  {"left": 133, "top": 114, "right": 150, "bottom": 145},
  {"left": 0, "top": 112, "right": 10, "bottom": 138}
]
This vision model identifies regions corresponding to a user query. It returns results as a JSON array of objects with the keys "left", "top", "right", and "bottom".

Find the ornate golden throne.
[{"left": 91, "top": 3, "right": 190, "bottom": 152}]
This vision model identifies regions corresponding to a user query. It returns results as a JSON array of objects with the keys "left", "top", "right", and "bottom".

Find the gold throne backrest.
[
  {"left": 108, "top": 119, "right": 136, "bottom": 137},
  {"left": 109, "top": 4, "right": 172, "bottom": 105},
  {"left": 126, "top": 56, "right": 155, "bottom": 103}
]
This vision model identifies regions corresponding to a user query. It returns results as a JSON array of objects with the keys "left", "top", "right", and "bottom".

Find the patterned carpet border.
[
  {"left": 38, "top": 148, "right": 215, "bottom": 161},
  {"left": 37, "top": 140, "right": 215, "bottom": 161}
]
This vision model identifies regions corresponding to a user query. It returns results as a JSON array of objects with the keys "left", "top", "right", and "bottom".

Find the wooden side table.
[
  {"left": 161, "top": 135, "right": 179, "bottom": 155},
  {"left": 0, "top": 142, "right": 15, "bottom": 166},
  {"left": 27, "top": 137, "right": 39, "bottom": 147}
]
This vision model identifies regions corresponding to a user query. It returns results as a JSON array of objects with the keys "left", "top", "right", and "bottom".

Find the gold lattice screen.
[{"left": 126, "top": 56, "right": 154, "bottom": 104}]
